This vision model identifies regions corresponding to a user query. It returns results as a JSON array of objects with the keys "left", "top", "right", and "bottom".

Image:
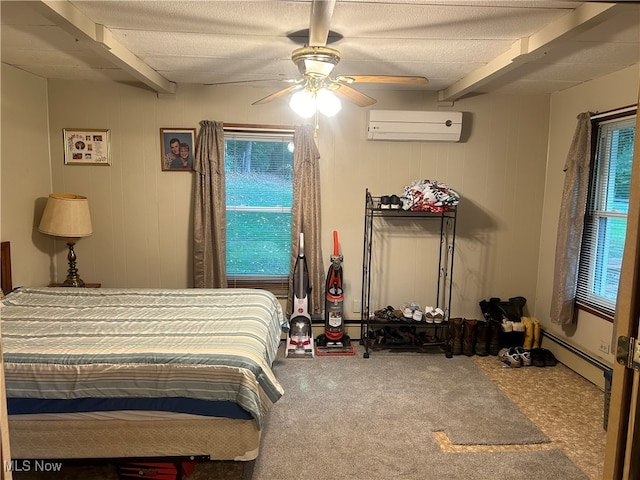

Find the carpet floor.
[{"left": 10, "top": 344, "right": 606, "bottom": 480}]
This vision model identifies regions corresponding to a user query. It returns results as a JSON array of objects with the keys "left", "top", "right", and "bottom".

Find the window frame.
[
  {"left": 223, "top": 123, "right": 295, "bottom": 296},
  {"left": 576, "top": 107, "right": 637, "bottom": 321}
]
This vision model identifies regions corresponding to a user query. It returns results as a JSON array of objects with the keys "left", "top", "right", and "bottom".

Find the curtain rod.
[
  {"left": 223, "top": 123, "right": 295, "bottom": 133},
  {"left": 591, "top": 104, "right": 637, "bottom": 120}
]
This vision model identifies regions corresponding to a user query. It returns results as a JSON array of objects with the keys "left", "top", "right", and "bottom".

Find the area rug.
[{"left": 247, "top": 345, "right": 587, "bottom": 480}]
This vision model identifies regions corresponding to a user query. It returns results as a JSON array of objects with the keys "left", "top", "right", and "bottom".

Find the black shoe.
[
  {"left": 384, "top": 326, "right": 404, "bottom": 344},
  {"left": 543, "top": 348, "right": 558, "bottom": 366},
  {"left": 380, "top": 195, "right": 391, "bottom": 209},
  {"left": 530, "top": 348, "right": 545, "bottom": 367}
]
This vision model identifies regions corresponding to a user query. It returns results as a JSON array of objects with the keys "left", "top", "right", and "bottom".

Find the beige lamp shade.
[{"left": 39, "top": 193, "right": 93, "bottom": 238}]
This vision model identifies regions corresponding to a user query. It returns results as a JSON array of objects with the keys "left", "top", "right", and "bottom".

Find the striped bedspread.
[{"left": 0, "top": 287, "right": 287, "bottom": 429}]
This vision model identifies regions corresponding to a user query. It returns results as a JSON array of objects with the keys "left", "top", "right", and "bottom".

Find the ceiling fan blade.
[
  {"left": 332, "top": 84, "right": 377, "bottom": 107},
  {"left": 308, "top": 0, "right": 336, "bottom": 47},
  {"left": 336, "top": 75, "right": 429, "bottom": 85},
  {"left": 205, "top": 78, "right": 295, "bottom": 86},
  {"left": 252, "top": 85, "right": 302, "bottom": 105}
]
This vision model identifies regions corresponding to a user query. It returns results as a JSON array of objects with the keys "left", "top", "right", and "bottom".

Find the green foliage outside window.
[
  {"left": 225, "top": 136, "right": 294, "bottom": 279},
  {"left": 578, "top": 115, "right": 635, "bottom": 315}
]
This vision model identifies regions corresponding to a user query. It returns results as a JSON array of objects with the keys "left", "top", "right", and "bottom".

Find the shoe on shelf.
[
  {"left": 498, "top": 347, "right": 522, "bottom": 368},
  {"left": 514, "top": 346, "right": 532, "bottom": 366},
  {"left": 424, "top": 306, "right": 435, "bottom": 323},
  {"left": 390, "top": 194, "right": 402, "bottom": 209},
  {"left": 401, "top": 303, "right": 414, "bottom": 319},
  {"left": 374, "top": 305, "right": 398, "bottom": 322},
  {"left": 412, "top": 303, "right": 424, "bottom": 321},
  {"left": 373, "top": 307, "right": 388, "bottom": 321},
  {"left": 380, "top": 195, "right": 391, "bottom": 209},
  {"left": 432, "top": 307, "right": 445, "bottom": 323}
]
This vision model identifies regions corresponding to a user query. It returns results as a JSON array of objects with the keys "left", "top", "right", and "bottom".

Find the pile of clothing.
[{"left": 401, "top": 179, "right": 460, "bottom": 212}]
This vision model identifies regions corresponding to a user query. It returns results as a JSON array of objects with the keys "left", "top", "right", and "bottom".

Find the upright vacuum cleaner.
[
  {"left": 316, "top": 231, "right": 354, "bottom": 356},
  {"left": 285, "top": 233, "right": 314, "bottom": 358}
]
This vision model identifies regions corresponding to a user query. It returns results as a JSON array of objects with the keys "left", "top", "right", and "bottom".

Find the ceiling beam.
[
  {"left": 438, "top": 2, "right": 622, "bottom": 103},
  {"left": 31, "top": 0, "right": 176, "bottom": 95}
]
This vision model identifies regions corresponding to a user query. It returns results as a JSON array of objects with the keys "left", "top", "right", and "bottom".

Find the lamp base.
[
  {"left": 61, "top": 277, "right": 85, "bottom": 288},
  {"left": 63, "top": 241, "right": 85, "bottom": 288}
]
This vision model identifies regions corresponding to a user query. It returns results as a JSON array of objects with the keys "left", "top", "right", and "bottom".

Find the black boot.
[
  {"left": 498, "top": 296, "right": 527, "bottom": 322},
  {"left": 475, "top": 319, "right": 489, "bottom": 356},
  {"left": 448, "top": 318, "right": 463, "bottom": 355},
  {"left": 480, "top": 298, "right": 505, "bottom": 322},
  {"left": 462, "top": 318, "right": 477, "bottom": 356},
  {"left": 489, "top": 319, "right": 501, "bottom": 355}
]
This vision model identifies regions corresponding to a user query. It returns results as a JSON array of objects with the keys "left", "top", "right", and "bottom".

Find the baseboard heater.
[{"left": 542, "top": 329, "right": 610, "bottom": 372}]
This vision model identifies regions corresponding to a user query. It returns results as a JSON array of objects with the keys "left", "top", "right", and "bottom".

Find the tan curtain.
[
  {"left": 193, "top": 120, "right": 227, "bottom": 288},
  {"left": 550, "top": 112, "right": 592, "bottom": 325},
  {"left": 287, "top": 125, "right": 324, "bottom": 316}
]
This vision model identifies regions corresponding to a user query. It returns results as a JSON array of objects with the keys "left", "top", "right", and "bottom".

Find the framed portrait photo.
[
  {"left": 161, "top": 128, "right": 196, "bottom": 171},
  {"left": 63, "top": 128, "right": 111, "bottom": 165}
]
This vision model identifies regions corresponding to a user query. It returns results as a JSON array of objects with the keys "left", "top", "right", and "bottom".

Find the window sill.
[
  {"left": 227, "top": 279, "right": 288, "bottom": 298},
  {"left": 575, "top": 301, "right": 615, "bottom": 323}
]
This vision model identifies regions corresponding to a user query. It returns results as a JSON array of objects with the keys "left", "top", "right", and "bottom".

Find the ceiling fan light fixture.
[
  {"left": 316, "top": 88, "right": 341, "bottom": 117},
  {"left": 289, "top": 86, "right": 342, "bottom": 118},
  {"left": 289, "top": 89, "right": 317, "bottom": 118},
  {"left": 292, "top": 46, "right": 340, "bottom": 77}
]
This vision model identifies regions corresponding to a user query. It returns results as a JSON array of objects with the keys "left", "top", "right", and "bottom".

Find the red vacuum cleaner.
[{"left": 316, "top": 231, "right": 354, "bottom": 355}]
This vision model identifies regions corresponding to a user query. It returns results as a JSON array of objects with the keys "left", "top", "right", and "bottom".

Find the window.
[
  {"left": 577, "top": 110, "right": 636, "bottom": 317},
  {"left": 224, "top": 126, "right": 294, "bottom": 293}
]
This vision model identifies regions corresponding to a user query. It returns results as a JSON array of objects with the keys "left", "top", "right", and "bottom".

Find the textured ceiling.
[{"left": 1, "top": 0, "right": 639, "bottom": 104}]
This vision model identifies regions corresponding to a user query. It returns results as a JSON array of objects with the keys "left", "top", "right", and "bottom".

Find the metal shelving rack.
[{"left": 360, "top": 188, "right": 457, "bottom": 358}]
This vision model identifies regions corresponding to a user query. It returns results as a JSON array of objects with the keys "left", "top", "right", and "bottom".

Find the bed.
[{"left": 0, "top": 242, "right": 287, "bottom": 462}]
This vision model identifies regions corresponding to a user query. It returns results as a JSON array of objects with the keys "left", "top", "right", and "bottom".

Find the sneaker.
[
  {"left": 400, "top": 303, "right": 414, "bottom": 319},
  {"left": 514, "top": 346, "right": 532, "bottom": 366},
  {"left": 499, "top": 347, "right": 522, "bottom": 367},
  {"left": 412, "top": 303, "right": 424, "bottom": 321},
  {"left": 424, "top": 306, "right": 434, "bottom": 323},
  {"left": 390, "top": 194, "right": 402, "bottom": 209},
  {"left": 380, "top": 195, "right": 391, "bottom": 209},
  {"left": 432, "top": 307, "right": 445, "bottom": 323}
]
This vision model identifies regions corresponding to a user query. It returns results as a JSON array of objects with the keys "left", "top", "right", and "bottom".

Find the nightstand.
[{"left": 48, "top": 283, "right": 101, "bottom": 288}]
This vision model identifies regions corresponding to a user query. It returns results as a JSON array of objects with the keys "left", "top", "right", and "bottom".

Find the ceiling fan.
[{"left": 252, "top": 0, "right": 429, "bottom": 117}]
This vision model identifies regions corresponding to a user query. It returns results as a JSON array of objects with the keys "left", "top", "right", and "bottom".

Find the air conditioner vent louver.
[{"left": 367, "top": 110, "right": 463, "bottom": 142}]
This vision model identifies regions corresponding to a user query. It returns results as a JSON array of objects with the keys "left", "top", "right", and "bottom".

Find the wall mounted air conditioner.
[{"left": 367, "top": 110, "right": 463, "bottom": 142}]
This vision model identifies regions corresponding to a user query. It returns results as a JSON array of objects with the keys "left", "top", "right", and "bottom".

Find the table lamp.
[{"left": 39, "top": 193, "right": 93, "bottom": 287}]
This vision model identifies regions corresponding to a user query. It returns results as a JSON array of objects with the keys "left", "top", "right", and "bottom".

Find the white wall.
[
  {"left": 0, "top": 64, "right": 53, "bottom": 287},
  {"left": 4, "top": 61, "right": 639, "bottom": 384},
  {"left": 38, "top": 79, "right": 551, "bottom": 322},
  {"left": 536, "top": 64, "right": 640, "bottom": 376}
]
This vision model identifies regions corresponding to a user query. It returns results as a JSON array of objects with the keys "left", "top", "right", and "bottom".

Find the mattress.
[{"left": 0, "top": 287, "right": 286, "bottom": 429}]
